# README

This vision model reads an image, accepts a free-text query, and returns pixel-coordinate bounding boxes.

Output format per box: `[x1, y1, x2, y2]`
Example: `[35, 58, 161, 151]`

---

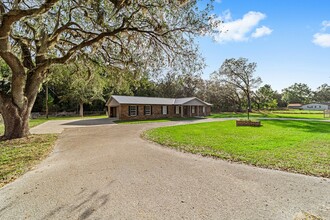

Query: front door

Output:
[110, 107, 117, 117]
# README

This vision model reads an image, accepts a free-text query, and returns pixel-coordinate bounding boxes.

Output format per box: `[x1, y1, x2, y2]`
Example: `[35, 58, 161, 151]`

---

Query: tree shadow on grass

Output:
[264, 120, 330, 134]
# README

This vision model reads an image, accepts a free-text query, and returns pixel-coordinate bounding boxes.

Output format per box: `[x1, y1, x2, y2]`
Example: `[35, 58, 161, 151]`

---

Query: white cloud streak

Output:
[213, 11, 272, 43]
[321, 20, 330, 31]
[252, 26, 273, 38]
[313, 33, 330, 48]
[313, 20, 330, 48]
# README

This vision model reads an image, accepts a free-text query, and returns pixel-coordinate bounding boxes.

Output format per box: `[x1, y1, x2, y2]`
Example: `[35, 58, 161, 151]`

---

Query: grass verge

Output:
[0, 134, 58, 187]
[144, 120, 330, 177]
[0, 115, 108, 135]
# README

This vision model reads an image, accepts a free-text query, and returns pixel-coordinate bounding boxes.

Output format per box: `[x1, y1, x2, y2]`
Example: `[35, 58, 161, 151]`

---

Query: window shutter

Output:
[128, 106, 131, 116]
[167, 106, 169, 115]
[136, 106, 139, 115]
[151, 106, 153, 115]
[144, 106, 146, 115]
[161, 106, 163, 114]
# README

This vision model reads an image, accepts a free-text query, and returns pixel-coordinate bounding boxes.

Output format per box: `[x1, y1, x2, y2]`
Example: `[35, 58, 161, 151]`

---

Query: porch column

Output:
[189, 106, 191, 117]
[108, 105, 111, 118]
[181, 105, 183, 117]
[197, 106, 199, 116]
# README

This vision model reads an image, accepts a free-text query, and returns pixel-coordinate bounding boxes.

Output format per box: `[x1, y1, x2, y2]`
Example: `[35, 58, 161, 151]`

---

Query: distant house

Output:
[287, 103, 302, 109]
[301, 103, 329, 111]
[106, 95, 212, 120]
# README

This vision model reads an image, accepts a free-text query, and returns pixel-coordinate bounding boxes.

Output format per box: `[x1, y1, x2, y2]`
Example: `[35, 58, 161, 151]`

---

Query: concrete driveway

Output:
[30, 118, 117, 134]
[1, 120, 329, 219]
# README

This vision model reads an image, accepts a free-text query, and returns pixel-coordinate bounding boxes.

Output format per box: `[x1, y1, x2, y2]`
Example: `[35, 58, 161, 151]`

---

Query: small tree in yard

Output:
[0, 0, 215, 139]
[214, 58, 262, 119]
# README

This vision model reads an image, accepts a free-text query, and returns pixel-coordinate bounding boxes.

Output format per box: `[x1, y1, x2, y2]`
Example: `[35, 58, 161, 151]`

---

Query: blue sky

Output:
[198, 0, 330, 92]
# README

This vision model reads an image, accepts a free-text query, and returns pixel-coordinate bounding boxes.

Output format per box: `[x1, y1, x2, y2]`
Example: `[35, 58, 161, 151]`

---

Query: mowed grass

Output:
[0, 114, 108, 135]
[0, 114, 107, 187]
[209, 111, 326, 120]
[0, 119, 47, 136]
[0, 134, 58, 187]
[144, 120, 330, 177]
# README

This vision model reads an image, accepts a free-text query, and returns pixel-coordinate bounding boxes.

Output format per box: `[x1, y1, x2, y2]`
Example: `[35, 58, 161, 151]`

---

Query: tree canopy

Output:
[49, 59, 106, 117]
[314, 83, 330, 103]
[213, 58, 262, 114]
[254, 84, 278, 110]
[282, 83, 312, 104]
[0, 0, 215, 139]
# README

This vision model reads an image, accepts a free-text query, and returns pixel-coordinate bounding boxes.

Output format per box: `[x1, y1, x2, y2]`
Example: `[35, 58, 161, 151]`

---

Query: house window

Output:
[202, 106, 205, 113]
[144, 105, 151, 115]
[162, 106, 167, 115]
[191, 106, 195, 113]
[175, 106, 180, 114]
[129, 105, 137, 116]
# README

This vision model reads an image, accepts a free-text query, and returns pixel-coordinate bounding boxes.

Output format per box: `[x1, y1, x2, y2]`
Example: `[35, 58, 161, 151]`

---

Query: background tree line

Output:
[28, 57, 330, 115]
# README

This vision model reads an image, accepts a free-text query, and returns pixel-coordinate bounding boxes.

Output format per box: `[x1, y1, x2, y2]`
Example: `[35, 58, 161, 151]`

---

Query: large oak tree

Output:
[0, 0, 214, 139]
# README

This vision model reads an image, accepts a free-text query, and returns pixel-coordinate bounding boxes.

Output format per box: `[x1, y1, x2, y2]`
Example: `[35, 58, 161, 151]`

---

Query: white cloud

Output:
[215, 0, 222, 3]
[213, 11, 272, 43]
[220, 9, 232, 21]
[313, 20, 330, 48]
[252, 26, 273, 38]
[313, 33, 330, 48]
[321, 20, 330, 31]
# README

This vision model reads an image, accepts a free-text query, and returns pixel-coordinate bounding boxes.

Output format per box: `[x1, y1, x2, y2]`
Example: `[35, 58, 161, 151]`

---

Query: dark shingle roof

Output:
[108, 95, 211, 106]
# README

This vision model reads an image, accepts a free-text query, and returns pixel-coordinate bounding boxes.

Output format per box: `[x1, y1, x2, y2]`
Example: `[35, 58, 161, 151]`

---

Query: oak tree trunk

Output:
[1, 100, 30, 140]
[0, 71, 41, 140]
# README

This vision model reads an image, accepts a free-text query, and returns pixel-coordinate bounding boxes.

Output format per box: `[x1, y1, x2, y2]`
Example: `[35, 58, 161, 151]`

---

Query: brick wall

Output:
[118, 104, 211, 120]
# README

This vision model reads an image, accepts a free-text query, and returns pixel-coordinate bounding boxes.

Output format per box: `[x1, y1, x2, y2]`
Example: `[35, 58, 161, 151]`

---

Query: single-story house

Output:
[106, 95, 212, 120]
[287, 103, 303, 109]
[301, 103, 329, 111]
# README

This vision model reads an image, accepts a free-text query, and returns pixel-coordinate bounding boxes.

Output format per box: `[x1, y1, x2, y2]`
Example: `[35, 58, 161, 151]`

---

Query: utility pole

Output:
[45, 69, 49, 119]
[46, 82, 49, 119]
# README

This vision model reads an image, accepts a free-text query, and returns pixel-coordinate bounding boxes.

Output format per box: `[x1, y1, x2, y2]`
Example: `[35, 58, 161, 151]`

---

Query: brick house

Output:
[106, 95, 212, 120]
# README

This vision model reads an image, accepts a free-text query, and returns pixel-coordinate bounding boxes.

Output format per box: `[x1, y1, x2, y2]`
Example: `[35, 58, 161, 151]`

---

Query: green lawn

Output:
[0, 115, 108, 135]
[0, 119, 47, 136]
[144, 120, 330, 177]
[0, 134, 58, 187]
[209, 111, 326, 120]
[0, 114, 109, 187]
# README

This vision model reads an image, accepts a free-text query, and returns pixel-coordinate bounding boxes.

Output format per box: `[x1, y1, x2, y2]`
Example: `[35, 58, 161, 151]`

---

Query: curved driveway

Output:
[0, 119, 329, 219]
